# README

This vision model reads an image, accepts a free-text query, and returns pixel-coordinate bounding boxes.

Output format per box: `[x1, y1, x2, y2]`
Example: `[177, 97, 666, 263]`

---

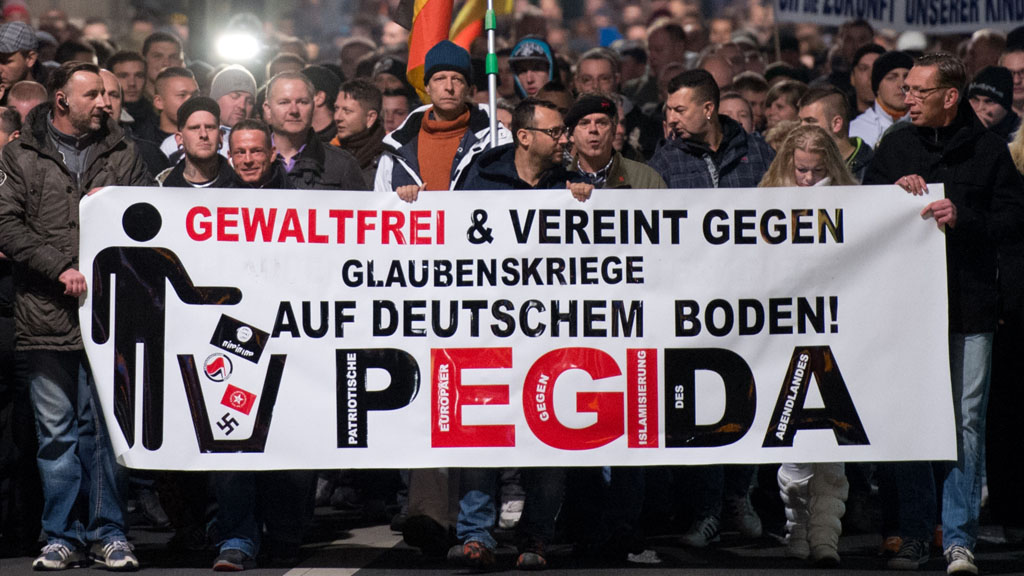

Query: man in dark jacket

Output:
[450, 98, 589, 571]
[649, 69, 775, 189]
[648, 69, 770, 551]
[263, 71, 366, 191]
[864, 52, 1024, 575]
[229, 119, 291, 189]
[156, 96, 235, 187]
[966, 65, 1021, 142]
[331, 78, 385, 189]
[460, 98, 592, 198]
[0, 61, 149, 571]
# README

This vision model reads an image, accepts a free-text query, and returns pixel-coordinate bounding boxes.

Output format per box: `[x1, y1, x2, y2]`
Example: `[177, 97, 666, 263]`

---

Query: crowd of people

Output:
[0, 0, 1022, 574]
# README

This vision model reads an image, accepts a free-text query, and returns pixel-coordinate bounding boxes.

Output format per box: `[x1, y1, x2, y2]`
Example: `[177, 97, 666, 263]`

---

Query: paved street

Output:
[3, 508, 1023, 575]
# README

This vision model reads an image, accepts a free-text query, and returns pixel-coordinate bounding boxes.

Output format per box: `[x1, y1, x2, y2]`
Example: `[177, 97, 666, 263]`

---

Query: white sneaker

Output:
[944, 545, 977, 575]
[680, 515, 721, 548]
[498, 498, 524, 529]
[33, 543, 88, 571]
[92, 540, 139, 572]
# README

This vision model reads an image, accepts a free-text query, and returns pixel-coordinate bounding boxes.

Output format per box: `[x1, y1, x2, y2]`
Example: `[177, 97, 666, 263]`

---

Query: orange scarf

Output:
[418, 108, 470, 190]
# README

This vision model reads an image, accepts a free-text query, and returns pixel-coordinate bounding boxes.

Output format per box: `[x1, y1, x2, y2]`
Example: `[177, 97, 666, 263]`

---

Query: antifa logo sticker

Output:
[203, 353, 233, 382]
[211, 315, 269, 364]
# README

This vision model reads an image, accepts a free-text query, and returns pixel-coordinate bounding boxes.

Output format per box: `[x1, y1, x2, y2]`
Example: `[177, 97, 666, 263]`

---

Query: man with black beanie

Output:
[968, 66, 1021, 141]
[156, 96, 235, 187]
[850, 50, 914, 147]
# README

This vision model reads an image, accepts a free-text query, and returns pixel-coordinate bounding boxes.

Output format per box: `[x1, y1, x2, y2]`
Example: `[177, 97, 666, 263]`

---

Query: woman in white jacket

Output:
[759, 125, 856, 567]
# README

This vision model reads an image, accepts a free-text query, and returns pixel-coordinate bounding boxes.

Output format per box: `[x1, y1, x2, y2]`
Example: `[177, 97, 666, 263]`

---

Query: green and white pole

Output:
[486, 1, 499, 146]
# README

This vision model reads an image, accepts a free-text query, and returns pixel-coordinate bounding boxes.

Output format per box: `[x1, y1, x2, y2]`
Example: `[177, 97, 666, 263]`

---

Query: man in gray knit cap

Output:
[209, 64, 256, 156]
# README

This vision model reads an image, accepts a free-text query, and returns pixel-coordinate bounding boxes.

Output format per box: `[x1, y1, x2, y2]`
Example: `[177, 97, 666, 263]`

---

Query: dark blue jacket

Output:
[459, 144, 586, 190]
[648, 115, 775, 189]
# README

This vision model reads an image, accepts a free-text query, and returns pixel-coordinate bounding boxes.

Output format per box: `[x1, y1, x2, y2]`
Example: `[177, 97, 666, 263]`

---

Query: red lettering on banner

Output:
[186, 206, 212, 240]
[382, 211, 407, 244]
[184, 206, 447, 245]
[241, 208, 277, 241]
[279, 209, 304, 242]
[523, 348, 624, 450]
[627, 349, 659, 447]
[431, 348, 514, 447]
[308, 209, 329, 243]
[329, 209, 353, 243]
[216, 207, 239, 241]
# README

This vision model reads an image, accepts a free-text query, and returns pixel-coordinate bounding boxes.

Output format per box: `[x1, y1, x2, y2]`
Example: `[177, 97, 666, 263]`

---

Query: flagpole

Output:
[485, 0, 498, 146]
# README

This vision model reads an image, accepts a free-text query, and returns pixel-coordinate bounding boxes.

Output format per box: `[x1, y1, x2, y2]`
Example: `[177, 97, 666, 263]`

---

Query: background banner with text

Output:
[80, 186, 953, 470]
[773, 0, 1024, 34]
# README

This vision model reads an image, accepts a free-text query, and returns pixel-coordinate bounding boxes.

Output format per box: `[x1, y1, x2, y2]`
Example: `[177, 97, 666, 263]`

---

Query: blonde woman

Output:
[760, 124, 857, 187]
[760, 124, 853, 567]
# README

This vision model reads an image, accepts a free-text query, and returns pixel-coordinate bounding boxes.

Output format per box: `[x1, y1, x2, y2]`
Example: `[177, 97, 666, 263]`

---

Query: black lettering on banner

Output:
[335, 348, 420, 448]
[178, 354, 286, 453]
[762, 346, 869, 447]
[663, 348, 756, 447]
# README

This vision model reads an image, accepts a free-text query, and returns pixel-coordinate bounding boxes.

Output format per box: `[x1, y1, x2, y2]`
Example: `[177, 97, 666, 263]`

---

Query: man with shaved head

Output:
[6, 80, 45, 120]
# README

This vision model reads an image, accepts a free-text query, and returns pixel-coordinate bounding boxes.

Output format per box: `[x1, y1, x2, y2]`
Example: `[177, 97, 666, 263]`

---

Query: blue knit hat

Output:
[424, 40, 471, 84]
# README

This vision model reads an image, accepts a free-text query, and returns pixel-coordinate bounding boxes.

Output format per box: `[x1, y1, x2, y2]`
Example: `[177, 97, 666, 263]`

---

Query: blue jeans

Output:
[456, 468, 499, 550]
[942, 332, 992, 551]
[213, 470, 317, 557]
[26, 349, 127, 548]
[456, 468, 565, 550]
[883, 333, 992, 547]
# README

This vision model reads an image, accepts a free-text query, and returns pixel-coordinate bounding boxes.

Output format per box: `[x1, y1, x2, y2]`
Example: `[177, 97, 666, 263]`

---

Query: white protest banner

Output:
[774, 0, 1024, 34]
[80, 186, 954, 471]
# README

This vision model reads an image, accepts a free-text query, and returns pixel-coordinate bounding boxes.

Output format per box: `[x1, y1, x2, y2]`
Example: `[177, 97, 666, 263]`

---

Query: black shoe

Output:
[212, 548, 255, 572]
[402, 515, 452, 558]
[390, 512, 409, 532]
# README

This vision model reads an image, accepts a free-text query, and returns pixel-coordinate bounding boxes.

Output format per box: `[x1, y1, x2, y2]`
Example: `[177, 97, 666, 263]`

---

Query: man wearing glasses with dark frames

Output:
[864, 52, 1024, 576]
[460, 97, 593, 201]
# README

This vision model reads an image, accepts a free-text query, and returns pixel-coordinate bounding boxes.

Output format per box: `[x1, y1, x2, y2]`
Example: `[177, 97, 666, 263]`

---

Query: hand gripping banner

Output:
[79, 186, 954, 470]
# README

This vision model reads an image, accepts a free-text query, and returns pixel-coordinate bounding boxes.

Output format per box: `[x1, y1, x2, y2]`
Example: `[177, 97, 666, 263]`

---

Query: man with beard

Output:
[156, 96, 235, 187]
[0, 60, 149, 571]
[331, 78, 384, 189]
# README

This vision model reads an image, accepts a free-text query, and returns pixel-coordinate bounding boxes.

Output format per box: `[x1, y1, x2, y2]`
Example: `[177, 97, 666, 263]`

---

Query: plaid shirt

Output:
[648, 116, 775, 189]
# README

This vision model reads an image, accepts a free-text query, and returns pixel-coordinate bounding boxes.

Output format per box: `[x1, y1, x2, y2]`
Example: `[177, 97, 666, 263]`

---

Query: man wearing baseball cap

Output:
[156, 96, 235, 187]
[0, 21, 41, 104]
[375, 39, 511, 198]
[968, 65, 1021, 141]
[209, 65, 257, 156]
[509, 36, 555, 99]
[566, 94, 665, 189]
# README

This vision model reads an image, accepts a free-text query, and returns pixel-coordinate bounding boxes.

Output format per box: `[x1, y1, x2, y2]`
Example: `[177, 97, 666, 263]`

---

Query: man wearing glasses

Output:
[864, 52, 1024, 576]
[459, 98, 593, 200]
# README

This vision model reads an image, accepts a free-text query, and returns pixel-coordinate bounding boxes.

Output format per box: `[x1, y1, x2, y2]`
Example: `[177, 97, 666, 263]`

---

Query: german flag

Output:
[396, 0, 454, 103]
[449, 0, 513, 51]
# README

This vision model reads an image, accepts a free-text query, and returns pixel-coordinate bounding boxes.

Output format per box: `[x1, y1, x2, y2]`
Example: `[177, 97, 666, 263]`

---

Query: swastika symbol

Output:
[217, 413, 240, 435]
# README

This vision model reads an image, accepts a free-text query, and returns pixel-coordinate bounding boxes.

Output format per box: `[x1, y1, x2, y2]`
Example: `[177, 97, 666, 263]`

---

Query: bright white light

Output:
[216, 33, 260, 62]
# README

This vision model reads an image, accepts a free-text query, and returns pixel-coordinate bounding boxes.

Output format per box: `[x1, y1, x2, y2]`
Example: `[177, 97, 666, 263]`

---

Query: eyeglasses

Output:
[899, 85, 946, 101]
[525, 125, 567, 139]
[1008, 68, 1024, 80]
